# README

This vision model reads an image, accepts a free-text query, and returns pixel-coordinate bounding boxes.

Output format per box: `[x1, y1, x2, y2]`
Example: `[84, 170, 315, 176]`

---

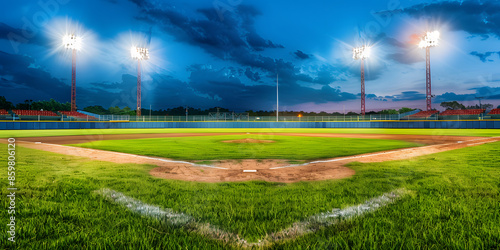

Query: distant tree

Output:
[483, 104, 494, 110]
[379, 109, 398, 115]
[497, 105, 500, 109]
[466, 103, 493, 110]
[398, 107, 416, 114]
[440, 101, 465, 110]
[245, 110, 257, 116]
[15, 100, 32, 110]
[19, 99, 70, 111]
[83, 105, 109, 115]
[0, 96, 14, 110]
[109, 106, 124, 115]
[108, 106, 135, 115]
[346, 111, 359, 116]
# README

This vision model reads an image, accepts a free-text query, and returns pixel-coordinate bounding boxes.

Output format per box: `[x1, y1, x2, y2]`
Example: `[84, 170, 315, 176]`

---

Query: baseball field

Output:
[1, 128, 499, 249]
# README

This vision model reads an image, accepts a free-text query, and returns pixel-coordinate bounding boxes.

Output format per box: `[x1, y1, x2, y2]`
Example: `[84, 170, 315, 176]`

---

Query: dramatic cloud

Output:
[129, 1, 378, 87]
[0, 51, 68, 103]
[0, 51, 211, 109]
[434, 86, 500, 102]
[131, 1, 282, 65]
[387, 91, 426, 102]
[393, 1, 500, 39]
[0, 22, 48, 51]
[294, 50, 310, 60]
[470, 51, 500, 62]
[187, 65, 357, 110]
[244, 68, 261, 82]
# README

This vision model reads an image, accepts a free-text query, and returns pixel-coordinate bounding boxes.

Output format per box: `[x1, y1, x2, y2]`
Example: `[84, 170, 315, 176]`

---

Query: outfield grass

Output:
[1, 142, 499, 248]
[70, 134, 420, 161]
[2, 128, 500, 138]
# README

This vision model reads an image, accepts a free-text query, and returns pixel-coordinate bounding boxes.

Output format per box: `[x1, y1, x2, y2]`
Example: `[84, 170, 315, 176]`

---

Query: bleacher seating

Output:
[408, 110, 439, 118]
[59, 111, 97, 120]
[440, 109, 485, 116]
[488, 109, 500, 115]
[13, 110, 58, 116]
[0, 109, 9, 115]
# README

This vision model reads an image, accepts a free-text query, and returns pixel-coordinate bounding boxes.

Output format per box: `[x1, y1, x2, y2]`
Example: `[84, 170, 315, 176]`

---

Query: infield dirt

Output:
[4, 133, 498, 183]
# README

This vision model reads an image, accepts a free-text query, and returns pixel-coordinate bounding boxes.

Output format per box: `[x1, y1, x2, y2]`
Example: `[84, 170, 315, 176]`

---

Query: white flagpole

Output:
[276, 73, 279, 122]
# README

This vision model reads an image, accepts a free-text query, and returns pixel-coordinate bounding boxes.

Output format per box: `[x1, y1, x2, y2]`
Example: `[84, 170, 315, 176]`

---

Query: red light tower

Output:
[353, 45, 371, 116]
[131, 47, 150, 116]
[419, 31, 440, 111]
[63, 34, 82, 112]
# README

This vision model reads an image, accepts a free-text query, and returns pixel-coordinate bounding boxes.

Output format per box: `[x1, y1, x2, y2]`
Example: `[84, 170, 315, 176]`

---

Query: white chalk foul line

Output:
[20, 141, 228, 170]
[98, 188, 409, 247]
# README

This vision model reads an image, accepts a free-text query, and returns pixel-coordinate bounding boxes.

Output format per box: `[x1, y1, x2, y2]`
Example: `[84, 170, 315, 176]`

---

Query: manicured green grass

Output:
[1, 142, 499, 248]
[2, 128, 500, 138]
[70, 134, 420, 161]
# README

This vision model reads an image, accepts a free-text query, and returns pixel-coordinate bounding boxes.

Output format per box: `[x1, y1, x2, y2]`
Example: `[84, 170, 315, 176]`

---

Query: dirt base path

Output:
[2, 134, 498, 183]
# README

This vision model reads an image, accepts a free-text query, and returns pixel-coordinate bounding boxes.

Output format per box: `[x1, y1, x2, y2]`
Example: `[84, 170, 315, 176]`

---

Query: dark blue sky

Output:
[1, 0, 499, 112]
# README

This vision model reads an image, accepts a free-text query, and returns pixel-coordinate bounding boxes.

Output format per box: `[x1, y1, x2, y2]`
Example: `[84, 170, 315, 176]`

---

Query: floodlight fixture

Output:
[418, 31, 440, 49]
[62, 34, 82, 51]
[352, 45, 370, 60]
[419, 30, 440, 111]
[130, 46, 150, 60]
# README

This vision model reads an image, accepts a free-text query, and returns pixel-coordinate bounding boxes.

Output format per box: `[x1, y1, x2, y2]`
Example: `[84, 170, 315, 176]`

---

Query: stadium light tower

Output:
[419, 31, 440, 111]
[131, 46, 150, 116]
[62, 34, 82, 112]
[353, 45, 370, 116]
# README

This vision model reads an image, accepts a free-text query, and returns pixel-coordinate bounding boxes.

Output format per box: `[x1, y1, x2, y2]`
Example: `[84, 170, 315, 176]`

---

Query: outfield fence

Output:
[1, 120, 499, 130]
[2, 114, 492, 122]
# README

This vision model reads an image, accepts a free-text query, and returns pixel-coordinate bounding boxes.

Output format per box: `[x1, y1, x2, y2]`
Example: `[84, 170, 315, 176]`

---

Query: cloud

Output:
[0, 22, 47, 48]
[434, 87, 500, 103]
[129, 1, 370, 85]
[244, 68, 261, 82]
[294, 50, 310, 60]
[389, 1, 500, 39]
[187, 65, 357, 110]
[386, 91, 426, 102]
[131, 1, 283, 61]
[0, 50, 214, 109]
[470, 51, 500, 62]
[0, 49, 360, 111]
[0, 51, 68, 103]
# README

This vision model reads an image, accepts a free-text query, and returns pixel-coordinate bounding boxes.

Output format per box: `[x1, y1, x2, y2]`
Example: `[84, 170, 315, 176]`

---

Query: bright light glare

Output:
[131, 47, 150, 60]
[419, 31, 440, 48]
[62, 34, 82, 51]
[352, 45, 370, 60]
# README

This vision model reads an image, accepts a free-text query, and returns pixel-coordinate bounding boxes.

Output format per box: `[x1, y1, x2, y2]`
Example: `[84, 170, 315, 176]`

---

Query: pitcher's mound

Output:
[222, 138, 275, 143]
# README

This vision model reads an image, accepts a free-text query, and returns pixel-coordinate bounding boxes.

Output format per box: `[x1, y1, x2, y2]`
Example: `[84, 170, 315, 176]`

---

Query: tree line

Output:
[1, 96, 498, 116]
[439, 101, 494, 110]
[0, 97, 71, 112]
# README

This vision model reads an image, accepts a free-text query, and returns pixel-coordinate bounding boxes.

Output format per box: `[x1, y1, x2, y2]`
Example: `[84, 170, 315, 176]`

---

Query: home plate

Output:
[243, 170, 257, 173]
[35, 142, 42, 144]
